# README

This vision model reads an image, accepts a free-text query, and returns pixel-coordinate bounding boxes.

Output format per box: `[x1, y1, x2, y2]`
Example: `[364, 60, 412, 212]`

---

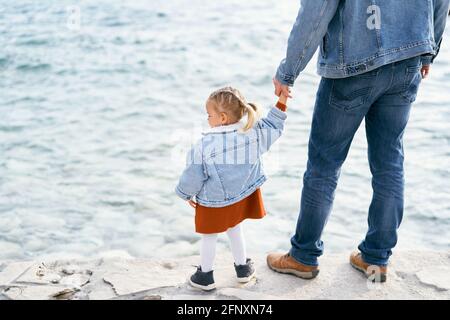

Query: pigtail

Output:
[241, 102, 261, 132]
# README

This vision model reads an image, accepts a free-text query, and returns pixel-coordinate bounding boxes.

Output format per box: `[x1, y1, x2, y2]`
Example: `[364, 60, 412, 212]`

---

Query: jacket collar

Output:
[202, 120, 245, 135]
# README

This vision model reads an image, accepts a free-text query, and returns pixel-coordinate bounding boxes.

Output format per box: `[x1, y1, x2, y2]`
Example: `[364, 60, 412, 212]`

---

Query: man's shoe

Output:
[266, 253, 319, 279]
[189, 266, 216, 291]
[234, 258, 256, 283]
[349, 251, 387, 283]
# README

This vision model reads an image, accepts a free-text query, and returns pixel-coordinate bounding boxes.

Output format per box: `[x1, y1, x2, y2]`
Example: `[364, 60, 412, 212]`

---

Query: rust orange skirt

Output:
[195, 188, 266, 234]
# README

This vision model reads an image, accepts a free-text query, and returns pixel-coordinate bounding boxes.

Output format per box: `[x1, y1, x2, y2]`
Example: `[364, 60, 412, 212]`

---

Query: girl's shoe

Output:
[189, 266, 216, 291]
[234, 258, 256, 283]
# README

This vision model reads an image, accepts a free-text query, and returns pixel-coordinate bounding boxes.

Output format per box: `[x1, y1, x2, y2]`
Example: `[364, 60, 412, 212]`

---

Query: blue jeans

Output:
[290, 56, 423, 267]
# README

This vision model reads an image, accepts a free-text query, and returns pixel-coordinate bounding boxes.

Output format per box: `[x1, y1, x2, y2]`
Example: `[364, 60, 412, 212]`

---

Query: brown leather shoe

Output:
[267, 253, 319, 279]
[350, 251, 387, 283]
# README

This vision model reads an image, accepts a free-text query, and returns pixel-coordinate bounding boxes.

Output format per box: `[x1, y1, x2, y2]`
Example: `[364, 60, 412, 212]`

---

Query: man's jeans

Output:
[290, 56, 423, 267]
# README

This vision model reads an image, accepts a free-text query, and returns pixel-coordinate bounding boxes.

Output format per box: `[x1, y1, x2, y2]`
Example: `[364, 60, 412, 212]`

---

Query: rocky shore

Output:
[0, 251, 449, 300]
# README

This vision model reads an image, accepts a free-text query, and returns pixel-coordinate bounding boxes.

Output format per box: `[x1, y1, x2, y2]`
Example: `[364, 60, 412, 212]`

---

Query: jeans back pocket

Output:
[329, 69, 379, 111]
[400, 65, 422, 103]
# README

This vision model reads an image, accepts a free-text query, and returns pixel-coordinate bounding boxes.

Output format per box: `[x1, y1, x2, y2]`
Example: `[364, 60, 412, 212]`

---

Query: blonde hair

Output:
[207, 86, 261, 132]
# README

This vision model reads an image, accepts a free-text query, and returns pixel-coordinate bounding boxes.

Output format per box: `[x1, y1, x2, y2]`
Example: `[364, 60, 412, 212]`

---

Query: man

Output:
[268, 0, 449, 282]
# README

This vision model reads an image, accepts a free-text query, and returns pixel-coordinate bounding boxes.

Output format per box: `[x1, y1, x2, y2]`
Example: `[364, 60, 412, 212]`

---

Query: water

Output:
[0, 1, 449, 262]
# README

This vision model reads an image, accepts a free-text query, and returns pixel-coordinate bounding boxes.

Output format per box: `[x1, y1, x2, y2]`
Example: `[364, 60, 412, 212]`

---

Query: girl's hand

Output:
[188, 199, 197, 208]
[278, 92, 288, 105]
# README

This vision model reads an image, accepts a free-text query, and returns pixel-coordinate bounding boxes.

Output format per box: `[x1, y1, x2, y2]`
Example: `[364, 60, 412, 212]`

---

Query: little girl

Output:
[175, 86, 288, 291]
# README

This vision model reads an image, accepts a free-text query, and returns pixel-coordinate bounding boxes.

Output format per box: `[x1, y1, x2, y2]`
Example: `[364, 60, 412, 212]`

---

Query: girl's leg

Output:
[226, 223, 247, 266]
[200, 233, 218, 272]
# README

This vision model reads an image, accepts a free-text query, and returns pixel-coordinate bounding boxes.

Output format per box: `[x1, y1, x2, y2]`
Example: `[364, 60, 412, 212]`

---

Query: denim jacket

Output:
[175, 106, 287, 207]
[276, 0, 449, 83]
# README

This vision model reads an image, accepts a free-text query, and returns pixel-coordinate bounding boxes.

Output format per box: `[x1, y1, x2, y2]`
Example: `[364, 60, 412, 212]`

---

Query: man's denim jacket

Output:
[175, 106, 287, 207]
[276, 0, 449, 83]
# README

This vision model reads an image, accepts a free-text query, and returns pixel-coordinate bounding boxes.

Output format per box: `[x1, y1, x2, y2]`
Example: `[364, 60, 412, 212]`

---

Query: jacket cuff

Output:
[420, 54, 433, 66]
[275, 67, 295, 87]
[175, 185, 192, 201]
[269, 106, 288, 121]
[276, 101, 287, 112]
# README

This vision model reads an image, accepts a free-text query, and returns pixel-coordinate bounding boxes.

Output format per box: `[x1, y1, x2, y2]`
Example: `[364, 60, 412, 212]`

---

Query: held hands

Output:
[273, 77, 290, 110]
[277, 92, 288, 106]
[273, 77, 292, 99]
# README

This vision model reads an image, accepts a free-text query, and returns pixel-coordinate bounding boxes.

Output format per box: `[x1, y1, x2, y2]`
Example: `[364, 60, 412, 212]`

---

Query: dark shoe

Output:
[234, 258, 256, 283]
[189, 266, 216, 291]
[267, 252, 319, 279]
[350, 251, 387, 283]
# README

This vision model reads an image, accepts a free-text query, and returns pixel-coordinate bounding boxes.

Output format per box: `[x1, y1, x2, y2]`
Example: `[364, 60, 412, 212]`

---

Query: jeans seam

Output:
[400, 66, 422, 102]
[292, 0, 328, 78]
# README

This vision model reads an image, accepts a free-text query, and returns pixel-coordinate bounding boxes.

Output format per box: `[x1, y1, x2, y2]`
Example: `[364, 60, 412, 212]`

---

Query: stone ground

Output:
[0, 251, 449, 300]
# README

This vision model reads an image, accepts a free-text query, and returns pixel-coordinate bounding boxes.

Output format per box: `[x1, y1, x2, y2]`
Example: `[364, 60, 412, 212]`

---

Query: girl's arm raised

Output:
[253, 93, 288, 155]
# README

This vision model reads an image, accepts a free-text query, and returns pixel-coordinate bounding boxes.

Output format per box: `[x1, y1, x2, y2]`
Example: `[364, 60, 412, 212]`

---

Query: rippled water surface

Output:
[0, 1, 449, 262]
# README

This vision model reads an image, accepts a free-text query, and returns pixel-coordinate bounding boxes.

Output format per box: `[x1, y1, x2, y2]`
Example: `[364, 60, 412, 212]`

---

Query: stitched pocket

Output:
[329, 69, 378, 111]
[400, 65, 422, 103]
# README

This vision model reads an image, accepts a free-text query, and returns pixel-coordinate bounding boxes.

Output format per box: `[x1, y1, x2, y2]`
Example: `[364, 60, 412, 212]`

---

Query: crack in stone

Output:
[52, 288, 79, 300]
[395, 271, 409, 279]
[10, 264, 36, 284]
[14, 281, 61, 286]
[110, 285, 177, 300]
[102, 278, 119, 297]
[415, 275, 449, 292]
[95, 259, 104, 267]
[0, 293, 10, 300]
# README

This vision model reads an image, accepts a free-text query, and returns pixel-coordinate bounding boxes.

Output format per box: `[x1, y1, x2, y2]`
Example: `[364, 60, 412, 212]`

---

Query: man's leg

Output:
[358, 60, 419, 266]
[290, 74, 377, 266]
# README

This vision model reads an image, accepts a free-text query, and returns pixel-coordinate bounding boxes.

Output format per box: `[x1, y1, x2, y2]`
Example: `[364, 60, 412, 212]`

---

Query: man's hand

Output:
[421, 65, 430, 79]
[273, 77, 293, 98]
[188, 199, 197, 208]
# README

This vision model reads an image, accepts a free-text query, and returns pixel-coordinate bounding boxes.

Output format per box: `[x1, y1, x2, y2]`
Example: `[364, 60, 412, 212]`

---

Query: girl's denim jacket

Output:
[175, 106, 287, 207]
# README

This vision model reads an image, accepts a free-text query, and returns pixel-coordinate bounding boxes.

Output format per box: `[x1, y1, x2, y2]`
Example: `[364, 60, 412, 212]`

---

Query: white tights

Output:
[200, 223, 247, 272]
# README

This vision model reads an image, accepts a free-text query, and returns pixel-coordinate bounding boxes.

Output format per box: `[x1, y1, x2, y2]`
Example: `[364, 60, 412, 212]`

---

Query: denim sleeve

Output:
[420, 54, 433, 66]
[255, 106, 287, 155]
[275, 0, 340, 86]
[428, 0, 450, 64]
[175, 141, 208, 201]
